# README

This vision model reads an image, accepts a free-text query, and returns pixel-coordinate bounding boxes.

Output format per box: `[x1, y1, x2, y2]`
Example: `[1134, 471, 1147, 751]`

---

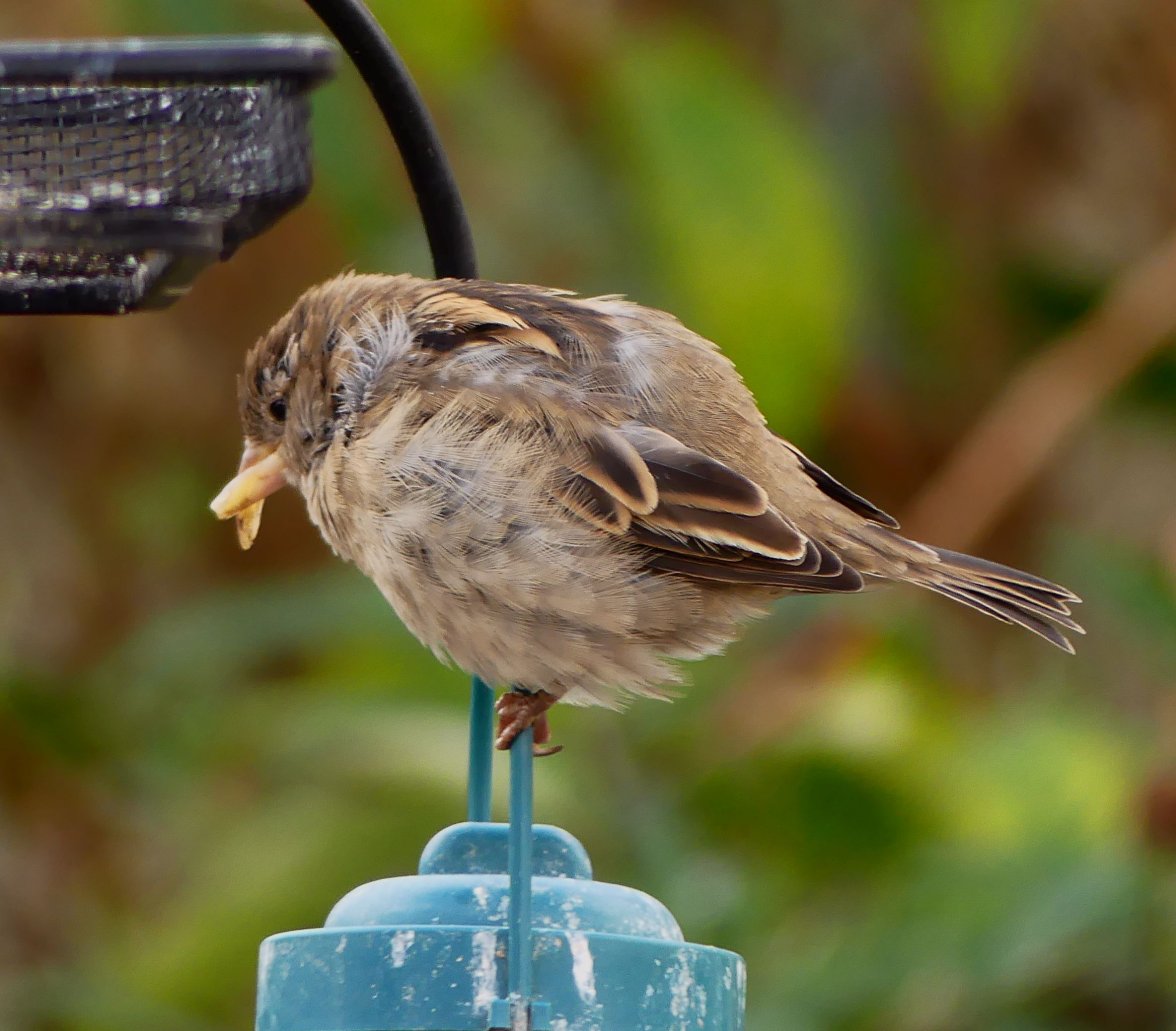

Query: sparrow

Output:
[211, 273, 1082, 752]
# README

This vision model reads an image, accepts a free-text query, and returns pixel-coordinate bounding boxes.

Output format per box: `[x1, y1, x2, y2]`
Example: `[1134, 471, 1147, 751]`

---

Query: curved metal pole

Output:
[301, 0, 478, 281]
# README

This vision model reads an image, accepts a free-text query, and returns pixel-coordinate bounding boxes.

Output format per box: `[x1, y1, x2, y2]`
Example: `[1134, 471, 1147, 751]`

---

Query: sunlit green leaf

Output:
[920, 0, 1042, 128]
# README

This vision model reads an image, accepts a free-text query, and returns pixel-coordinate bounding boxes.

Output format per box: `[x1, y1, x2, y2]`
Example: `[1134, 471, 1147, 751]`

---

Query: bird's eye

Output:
[268, 398, 288, 422]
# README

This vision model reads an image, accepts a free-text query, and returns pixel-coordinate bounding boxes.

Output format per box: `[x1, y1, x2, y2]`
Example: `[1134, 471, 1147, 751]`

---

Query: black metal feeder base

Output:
[0, 36, 337, 314]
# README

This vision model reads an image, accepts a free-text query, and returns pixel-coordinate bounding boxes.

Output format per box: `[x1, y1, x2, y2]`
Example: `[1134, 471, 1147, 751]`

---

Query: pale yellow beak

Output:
[210, 443, 290, 550]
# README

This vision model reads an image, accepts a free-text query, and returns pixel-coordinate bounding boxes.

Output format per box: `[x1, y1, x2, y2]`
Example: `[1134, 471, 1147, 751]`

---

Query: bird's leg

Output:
[495, 689, 562, 757]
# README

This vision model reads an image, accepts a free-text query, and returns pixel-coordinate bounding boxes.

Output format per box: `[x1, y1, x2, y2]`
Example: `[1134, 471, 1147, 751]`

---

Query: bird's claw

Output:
[495, 690, 561, 756]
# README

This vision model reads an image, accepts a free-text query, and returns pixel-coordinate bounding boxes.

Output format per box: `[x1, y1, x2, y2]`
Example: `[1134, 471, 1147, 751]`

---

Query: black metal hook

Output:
[301, 0, 478, 281]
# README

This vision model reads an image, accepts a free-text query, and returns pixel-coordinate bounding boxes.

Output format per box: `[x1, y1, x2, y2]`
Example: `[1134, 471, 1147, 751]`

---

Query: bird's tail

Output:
[908, 546, 1083, 653]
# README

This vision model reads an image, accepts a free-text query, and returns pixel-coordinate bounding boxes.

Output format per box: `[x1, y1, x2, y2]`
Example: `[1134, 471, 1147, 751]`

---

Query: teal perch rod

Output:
[467, 676, 495, 822]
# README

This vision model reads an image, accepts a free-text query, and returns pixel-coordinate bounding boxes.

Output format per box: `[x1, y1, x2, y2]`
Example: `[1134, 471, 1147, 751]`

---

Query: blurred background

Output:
[1, 1, 1174, 1028]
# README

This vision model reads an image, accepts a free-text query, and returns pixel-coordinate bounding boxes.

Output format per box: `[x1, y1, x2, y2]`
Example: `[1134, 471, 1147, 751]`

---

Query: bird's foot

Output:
[495, 690, 562, 756]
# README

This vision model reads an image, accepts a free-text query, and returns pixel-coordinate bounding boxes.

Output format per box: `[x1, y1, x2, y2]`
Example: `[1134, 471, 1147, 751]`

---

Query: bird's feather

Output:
[619, 424, 768, 515]
[637, 502, 806, 562]
[644, 552, 865, 592]
[552, 474, 632, 534]
[578, 427, 659, 515]
[782, 440, 900, 529]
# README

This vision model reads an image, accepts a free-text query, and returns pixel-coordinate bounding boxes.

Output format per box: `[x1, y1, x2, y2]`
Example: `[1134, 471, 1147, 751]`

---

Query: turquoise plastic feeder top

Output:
[256, 821, 746, 1031]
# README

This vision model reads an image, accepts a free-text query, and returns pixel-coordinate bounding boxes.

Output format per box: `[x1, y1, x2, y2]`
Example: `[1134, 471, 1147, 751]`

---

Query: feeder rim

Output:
[0, 34, 337, 85]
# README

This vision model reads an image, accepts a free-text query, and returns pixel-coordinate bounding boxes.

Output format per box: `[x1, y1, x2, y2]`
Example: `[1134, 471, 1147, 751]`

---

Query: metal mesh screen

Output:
[0, 37, 335, 314]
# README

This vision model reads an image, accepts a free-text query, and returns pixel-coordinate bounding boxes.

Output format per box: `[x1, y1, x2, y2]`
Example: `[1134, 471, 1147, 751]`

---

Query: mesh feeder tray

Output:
[0, 36, 337, 314]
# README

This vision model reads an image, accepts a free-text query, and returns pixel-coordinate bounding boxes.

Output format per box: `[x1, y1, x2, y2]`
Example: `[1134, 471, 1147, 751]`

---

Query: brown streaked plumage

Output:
[211, 272, 1083, 749]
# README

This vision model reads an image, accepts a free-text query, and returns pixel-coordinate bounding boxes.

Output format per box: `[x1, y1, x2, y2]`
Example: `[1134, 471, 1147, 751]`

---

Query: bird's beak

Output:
[210, 442, 290, 550]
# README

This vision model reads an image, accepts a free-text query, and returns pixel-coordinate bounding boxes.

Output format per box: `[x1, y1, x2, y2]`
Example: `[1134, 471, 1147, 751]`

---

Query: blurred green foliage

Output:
[1, 2, 1174, 1030]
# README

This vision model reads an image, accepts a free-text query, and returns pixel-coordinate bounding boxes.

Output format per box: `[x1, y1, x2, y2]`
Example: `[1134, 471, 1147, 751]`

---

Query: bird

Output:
[211, 272, 1082, 753]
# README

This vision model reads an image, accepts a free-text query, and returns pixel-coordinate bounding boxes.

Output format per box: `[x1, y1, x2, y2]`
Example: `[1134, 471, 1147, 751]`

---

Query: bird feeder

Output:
[0, 35, 336, 314]
[2, 3, 749, 1029]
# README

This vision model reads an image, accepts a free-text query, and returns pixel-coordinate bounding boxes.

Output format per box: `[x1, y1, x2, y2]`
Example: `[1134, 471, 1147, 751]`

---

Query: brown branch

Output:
[904, 229, 1176, 551]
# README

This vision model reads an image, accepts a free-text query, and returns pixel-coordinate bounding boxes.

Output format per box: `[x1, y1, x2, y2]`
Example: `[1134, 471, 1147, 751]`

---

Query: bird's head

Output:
[210, 274, 406, 548]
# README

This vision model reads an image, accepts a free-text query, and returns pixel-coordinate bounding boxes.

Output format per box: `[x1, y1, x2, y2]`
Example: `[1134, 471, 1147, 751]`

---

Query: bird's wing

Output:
[554, 420, 864, 593]
[405, 323, 863, 594]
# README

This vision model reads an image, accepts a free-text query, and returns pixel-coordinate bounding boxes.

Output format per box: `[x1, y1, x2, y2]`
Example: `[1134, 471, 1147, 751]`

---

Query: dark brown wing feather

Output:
[579, 428, 658, 514]
[553, 474, 632, 534]
[619, 424, 768, 515]
[784, 441, 900, 529]
[627, 526, 847, 577]
[640, 502, 806, 561]
[644, 553, 864, 592]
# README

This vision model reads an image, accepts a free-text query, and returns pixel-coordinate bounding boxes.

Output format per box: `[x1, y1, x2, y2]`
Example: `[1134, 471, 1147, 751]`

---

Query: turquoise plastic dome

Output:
[256, 821, 745, 1030]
